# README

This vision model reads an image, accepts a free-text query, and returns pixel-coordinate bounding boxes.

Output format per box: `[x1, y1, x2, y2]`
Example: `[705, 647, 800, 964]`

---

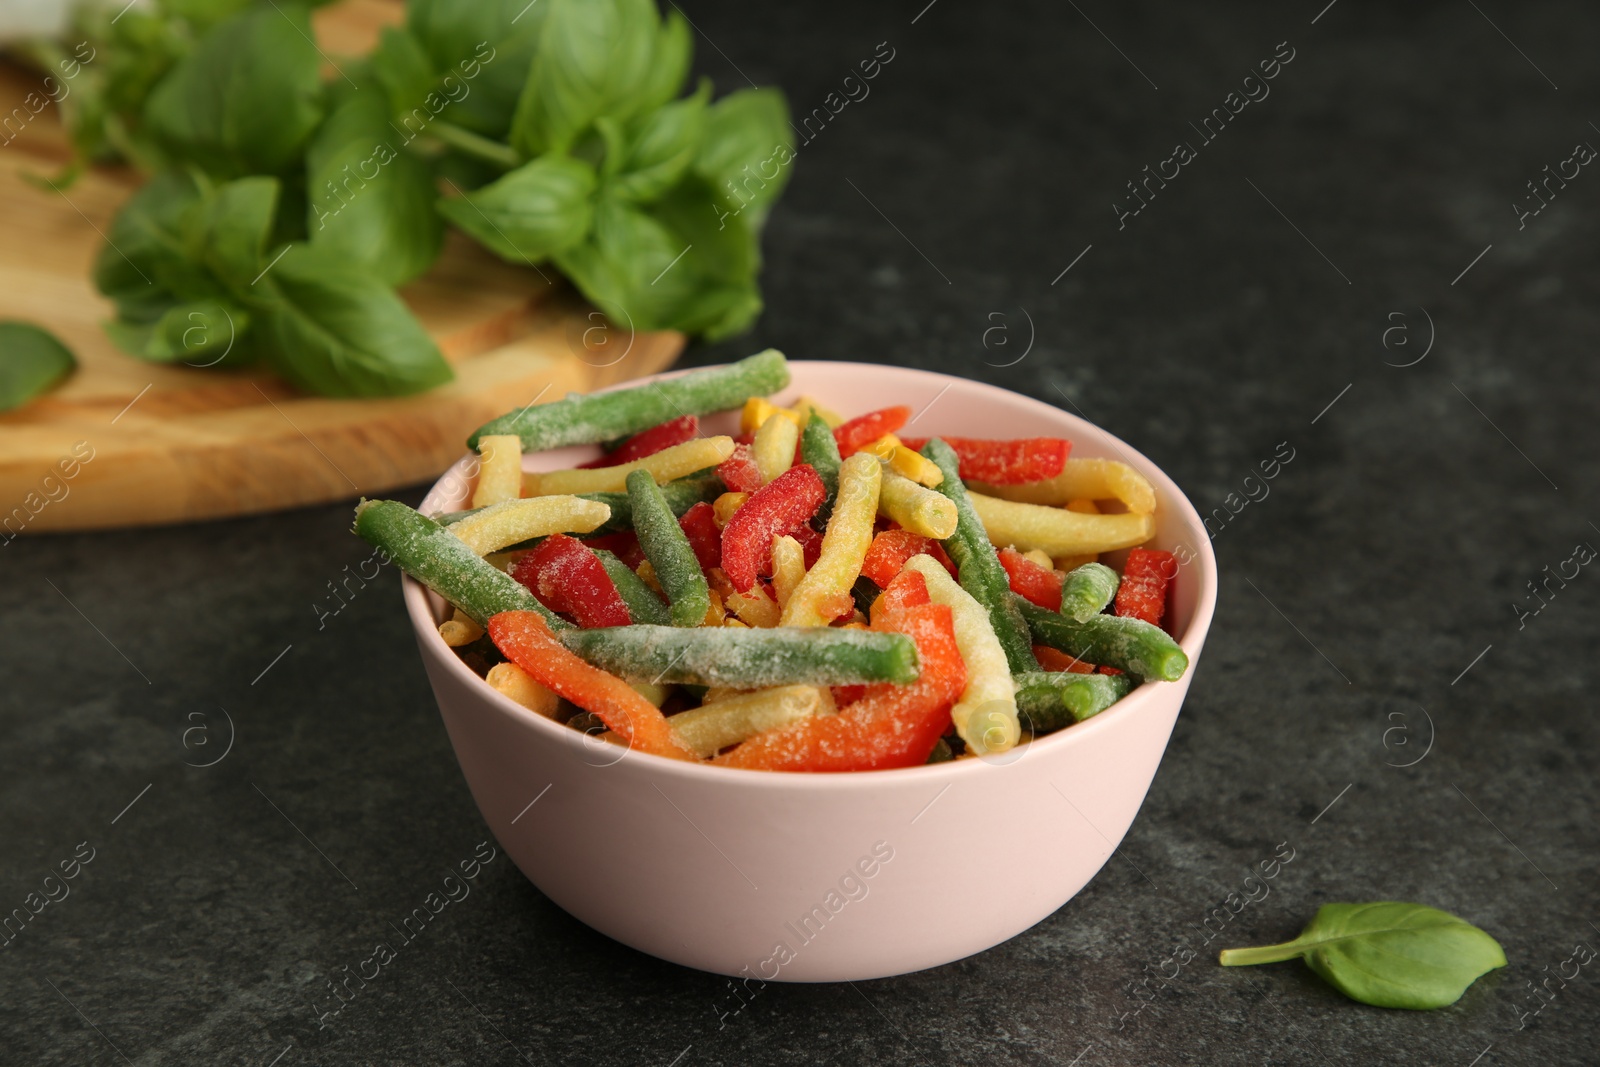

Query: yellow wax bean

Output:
[725, 586, 781, 627]
[792, 396, 844, 428]
[966, 491, 1154, 557]
[526, 437, 735, 496]
[969, 458, 1157, 514]
[862, 433, 902, 460]
[878, 467, 958, 539]
[1054, 553, 1099, 571]
[741, 397, 801, 434]
[781, 453, 881, 627]
[752, 410, 800, 484]
[471, 435, 524, 507]
[770, 534, 806, 609]
[669, 686, 827, 758]
[1066, 498, 1100, 514]
[1021, 549, 1055, 570]
[902, 555, 1019, 755]
[439, 608, 485, 647]
[888, 445, 942, 487]
[449, 496, 611, 555]
[486, 662, 560, 718]
[629, 681, 672, 707]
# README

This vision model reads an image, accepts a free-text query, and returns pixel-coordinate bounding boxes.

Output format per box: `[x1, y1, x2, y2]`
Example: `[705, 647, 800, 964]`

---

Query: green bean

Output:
[801, 412, 842, 527]
[592, 549, 671, 625]
[351, 500, 568, 629]
[434, 475, 721, 538]
[468, 349, 791, 450]
[626, 469, 710, 627]
[919, 437, 1038, 674]
[1015, 596, 1187, 682]
[1059, 561, 1119, 621]
[558, 625, 920, 687]
[1013, 671, 1134, 733]
[577, 475, 723, 535]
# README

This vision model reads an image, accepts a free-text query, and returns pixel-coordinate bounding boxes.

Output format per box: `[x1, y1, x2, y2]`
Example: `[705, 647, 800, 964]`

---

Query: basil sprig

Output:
[1220, 901, 1507, 1009]
[40, 0, 793, 397]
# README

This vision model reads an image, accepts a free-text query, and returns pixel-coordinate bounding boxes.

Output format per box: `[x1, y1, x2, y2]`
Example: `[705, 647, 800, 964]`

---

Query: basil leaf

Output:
[1220, 902, 1507, 1010]
[633, 9, 692, 114]
[371, 26, 437, 119]
[306, 95, 444, 286]
[406, 0, 546, 138]
[694, 88, 795, 230]
[92, 169, 224, 321]
[200, 175, 279, 294]
[143, 4, 325, 177]
[0, 322, 77, 411]
[554, 177, 759, 338]
[437, 156, 596, 264]
[255, 244, 452, 397]
[105, 300, 255, 367]
[610, 79, 710, 204]
[508, 0, 658, 158]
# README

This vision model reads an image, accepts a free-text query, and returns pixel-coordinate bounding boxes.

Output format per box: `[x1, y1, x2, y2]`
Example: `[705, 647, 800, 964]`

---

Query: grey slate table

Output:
[5, 2, 1597, 1064]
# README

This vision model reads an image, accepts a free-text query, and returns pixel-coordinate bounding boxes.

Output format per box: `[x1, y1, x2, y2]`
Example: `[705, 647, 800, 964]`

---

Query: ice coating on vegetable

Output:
[468, 349, 791, 450]
[558, 625, 920, 687]
[353, 499, 567, 629]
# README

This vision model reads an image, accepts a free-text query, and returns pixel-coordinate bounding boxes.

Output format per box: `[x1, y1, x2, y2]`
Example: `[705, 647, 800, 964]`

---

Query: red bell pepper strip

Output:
[832, 684, 869, 707]
[833, 405, 911, 457]
[790, 522, 823, 569]
[716, 443, 764, 493]
[1113, 547, 1177, 628]
[997, 547, 1065, 610]
[577, 415, 700, 468]
[512, 534, 632, 628]
[859, 529, 962, 587]
[580, 531, 644, 570]
[714, 600, 965, 771]
[898, 436, 1070, 484]
[868, 568, 931, 625]
[861, 529, 933, 587]
[487, 611, 698, 761]
[1033, 644, 1095, 674]
[677, 501, 721, 574]
[720, 464, 826, 592]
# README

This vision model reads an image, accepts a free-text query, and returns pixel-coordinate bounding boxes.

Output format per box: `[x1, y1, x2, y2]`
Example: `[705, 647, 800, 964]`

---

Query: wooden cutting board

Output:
[0, 0, 684, 533]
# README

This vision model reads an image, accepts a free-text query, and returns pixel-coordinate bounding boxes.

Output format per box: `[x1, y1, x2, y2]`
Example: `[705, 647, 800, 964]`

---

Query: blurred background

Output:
[2, 1, 1596, 1064]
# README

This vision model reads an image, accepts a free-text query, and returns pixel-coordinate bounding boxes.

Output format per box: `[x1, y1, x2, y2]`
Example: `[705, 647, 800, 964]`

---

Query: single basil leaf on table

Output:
[1219, 901, 1507, 1010]
[143, 3, 325, 177]
[609, 79, 710, 204]
[306, 94, 444, 286]
[437, 156, 596, 264]
[694, 87, 795, 231]
[0, 322, 77, 411]
[254, 243, 452, 397]
[508, 0, 658, 158]
[405, 0, 547, 138]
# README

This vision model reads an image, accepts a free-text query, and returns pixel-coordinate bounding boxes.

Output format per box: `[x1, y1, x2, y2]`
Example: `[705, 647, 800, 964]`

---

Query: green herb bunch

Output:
[55, 0, 794, 397]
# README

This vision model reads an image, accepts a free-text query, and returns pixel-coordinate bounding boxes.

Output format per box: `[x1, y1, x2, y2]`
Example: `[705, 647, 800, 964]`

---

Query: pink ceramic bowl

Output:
[404, 361, 1217, 982]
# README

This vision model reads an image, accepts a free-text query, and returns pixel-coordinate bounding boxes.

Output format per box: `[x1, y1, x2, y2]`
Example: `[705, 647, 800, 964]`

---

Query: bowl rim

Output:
[402, 359, 1219, 790]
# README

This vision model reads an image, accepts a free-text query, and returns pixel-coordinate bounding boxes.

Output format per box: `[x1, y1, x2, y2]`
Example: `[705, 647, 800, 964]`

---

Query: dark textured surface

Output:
[5, 2, 1598, 1064]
